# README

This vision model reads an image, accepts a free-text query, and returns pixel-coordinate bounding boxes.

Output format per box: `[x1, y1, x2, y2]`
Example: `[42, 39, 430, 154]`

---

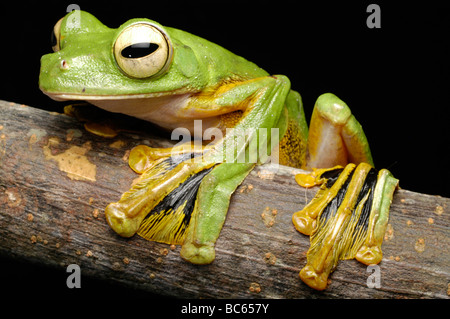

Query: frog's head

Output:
[39, 10, 205, 101]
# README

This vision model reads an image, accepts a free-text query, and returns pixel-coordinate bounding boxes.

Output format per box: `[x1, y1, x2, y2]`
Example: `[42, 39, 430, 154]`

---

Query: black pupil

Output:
[121, 42, 159, 58]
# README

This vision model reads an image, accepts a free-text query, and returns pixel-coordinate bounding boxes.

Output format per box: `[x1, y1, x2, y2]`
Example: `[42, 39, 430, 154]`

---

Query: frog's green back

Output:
[164, 26, 269, 89]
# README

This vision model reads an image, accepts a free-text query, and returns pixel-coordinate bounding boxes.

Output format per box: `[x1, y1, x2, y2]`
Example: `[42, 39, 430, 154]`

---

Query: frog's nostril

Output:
[60, 59, 69, 70]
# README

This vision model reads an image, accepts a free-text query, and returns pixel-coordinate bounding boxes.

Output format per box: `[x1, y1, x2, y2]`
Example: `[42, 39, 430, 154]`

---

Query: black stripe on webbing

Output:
[322, 168, 345, 188]
[141, 166, 214, 238]
[166, 151, 204, 170]
[354, 168, 377, 233]
[318, 166, 379, 231]
[149, 151, 204, 180]
[319, 169, 354, 225]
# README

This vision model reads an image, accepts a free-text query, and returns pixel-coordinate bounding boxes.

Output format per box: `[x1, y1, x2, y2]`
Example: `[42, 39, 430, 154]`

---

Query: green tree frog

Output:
[39, 11, 398, 290]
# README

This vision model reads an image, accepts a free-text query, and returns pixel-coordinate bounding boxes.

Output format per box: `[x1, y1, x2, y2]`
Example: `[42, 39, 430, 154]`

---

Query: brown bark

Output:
[0, 100, 448, 298]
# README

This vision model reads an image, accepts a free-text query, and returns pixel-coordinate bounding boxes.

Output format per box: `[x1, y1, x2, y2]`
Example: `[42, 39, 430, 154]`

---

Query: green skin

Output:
[39, 11, 382, 265]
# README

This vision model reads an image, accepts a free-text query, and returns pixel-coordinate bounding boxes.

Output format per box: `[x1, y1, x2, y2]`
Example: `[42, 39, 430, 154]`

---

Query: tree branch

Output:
[0, 100, 448, 298]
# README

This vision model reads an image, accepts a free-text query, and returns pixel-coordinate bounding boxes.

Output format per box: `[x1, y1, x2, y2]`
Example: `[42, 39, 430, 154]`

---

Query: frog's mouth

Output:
[44, 90, 192, 125]
[42, 90, 179, 102]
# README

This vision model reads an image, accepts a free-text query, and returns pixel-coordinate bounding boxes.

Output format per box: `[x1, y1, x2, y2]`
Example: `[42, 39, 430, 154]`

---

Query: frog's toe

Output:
[105, 202, 142, 238]
[180, 242, 216, 265]
[84, 121, 119, 138]
[128, 144, 206, 174]
[64, 104, 121, 138]
[128, 145, 157, 173]
[299, 265, 328, 291]
[356, 244, 383, 265]
[292, 210, 316, 236]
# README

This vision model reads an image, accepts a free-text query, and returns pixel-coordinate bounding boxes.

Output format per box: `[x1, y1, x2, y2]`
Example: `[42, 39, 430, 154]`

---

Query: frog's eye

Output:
[51, 18, 63, 52]
[113, 23, 173, 79]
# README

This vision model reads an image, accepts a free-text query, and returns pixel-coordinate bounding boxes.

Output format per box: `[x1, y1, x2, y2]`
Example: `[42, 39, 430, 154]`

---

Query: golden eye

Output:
[51, 17, 63, 52]
[113, 23, 173, 79]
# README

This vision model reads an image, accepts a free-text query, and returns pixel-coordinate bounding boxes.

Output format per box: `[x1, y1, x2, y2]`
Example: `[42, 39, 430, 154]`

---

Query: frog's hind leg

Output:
[293, 94, 399, 290]
[305, 93, 373, 169]
[293, 163, 398, 290]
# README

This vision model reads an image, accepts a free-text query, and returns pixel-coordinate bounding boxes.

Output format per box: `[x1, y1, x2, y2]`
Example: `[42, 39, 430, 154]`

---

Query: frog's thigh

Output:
[180, 162, 254, 265]
[306, 93, 373, 169]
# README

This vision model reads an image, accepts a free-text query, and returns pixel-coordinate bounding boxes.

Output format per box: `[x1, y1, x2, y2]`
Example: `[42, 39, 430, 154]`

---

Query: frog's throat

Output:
[43, 91, 191, 122]
[42, 91, 223, 135]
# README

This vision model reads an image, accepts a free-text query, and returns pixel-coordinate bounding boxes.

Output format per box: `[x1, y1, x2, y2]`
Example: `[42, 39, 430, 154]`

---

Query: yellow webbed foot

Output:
[106, 145, 215, 246]
[293, 163, 398, 290]
[292, 165, 352, 235]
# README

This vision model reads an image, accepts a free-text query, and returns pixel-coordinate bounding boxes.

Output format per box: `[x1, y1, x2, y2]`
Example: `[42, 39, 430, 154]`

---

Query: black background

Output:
[0, 0, 449, 300]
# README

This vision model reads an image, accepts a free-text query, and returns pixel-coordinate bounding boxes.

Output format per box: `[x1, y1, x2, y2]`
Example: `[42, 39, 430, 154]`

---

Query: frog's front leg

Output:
[105, 157, 215, 238]
[180, 162, 255, 264]
[106, 75, 292, 264]
[179, 76, 294, 264]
